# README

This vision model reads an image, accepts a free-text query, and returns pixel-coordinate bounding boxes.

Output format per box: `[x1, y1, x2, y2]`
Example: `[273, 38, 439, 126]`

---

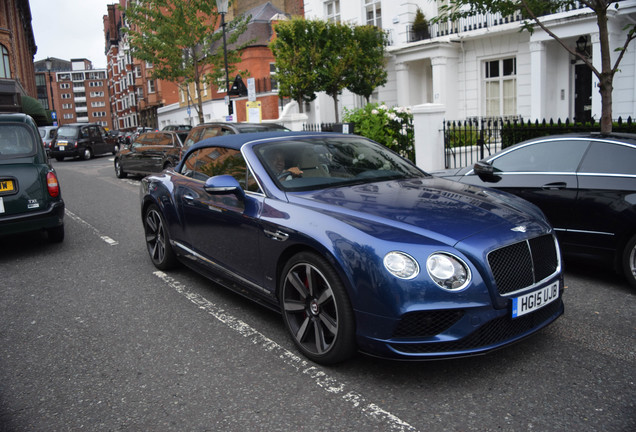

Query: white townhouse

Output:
[303, 0, 636, 128]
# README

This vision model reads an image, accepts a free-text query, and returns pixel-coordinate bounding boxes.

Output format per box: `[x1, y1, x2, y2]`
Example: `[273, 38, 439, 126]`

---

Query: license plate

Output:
[0, 179, 15, 193]
[512, 282, 559, 318]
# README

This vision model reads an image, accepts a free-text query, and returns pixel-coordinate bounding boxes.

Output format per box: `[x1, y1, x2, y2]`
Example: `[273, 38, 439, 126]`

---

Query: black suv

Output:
[51, 123, 119, 161]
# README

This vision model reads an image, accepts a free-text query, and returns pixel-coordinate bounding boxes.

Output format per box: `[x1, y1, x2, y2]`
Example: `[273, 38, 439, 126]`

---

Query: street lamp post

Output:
[217, 0, 233, 118]
[45, 58, 56, 117]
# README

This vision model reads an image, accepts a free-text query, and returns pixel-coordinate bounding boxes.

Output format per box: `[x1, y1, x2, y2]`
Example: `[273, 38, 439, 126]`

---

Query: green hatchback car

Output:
[0, 113, 65, 242]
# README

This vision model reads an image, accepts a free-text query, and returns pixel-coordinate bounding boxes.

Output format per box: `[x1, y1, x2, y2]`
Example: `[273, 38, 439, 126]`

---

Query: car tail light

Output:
[74, 141, 79, 148]
[46, 172, 60, 197]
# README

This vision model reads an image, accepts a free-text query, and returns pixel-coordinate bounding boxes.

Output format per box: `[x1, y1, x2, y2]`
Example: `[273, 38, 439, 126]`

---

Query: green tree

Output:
[270, 18, 327, 112]
[123, 0, 250, 124]
[435, 0, 636, 133]
[272, 19, 388, 121]
[345, 25, 389, 104]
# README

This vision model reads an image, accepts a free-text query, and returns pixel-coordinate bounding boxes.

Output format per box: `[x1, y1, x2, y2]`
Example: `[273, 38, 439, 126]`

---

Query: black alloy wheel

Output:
[280, 252, 356, 364]
[143, 204, 177, 270]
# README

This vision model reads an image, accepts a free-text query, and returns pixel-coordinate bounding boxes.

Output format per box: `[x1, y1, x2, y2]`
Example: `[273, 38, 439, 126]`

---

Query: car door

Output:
[136, 132, 169, 173]
[88, 126, 104, 155]
[124, 134, 151, 173]
[570, 139, 636, 254]
[459, 139, 590, 237]
[175, 146, 265, 287]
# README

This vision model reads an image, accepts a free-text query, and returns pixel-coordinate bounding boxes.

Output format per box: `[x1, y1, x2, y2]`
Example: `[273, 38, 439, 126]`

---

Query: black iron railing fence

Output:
[443, 116, 635, 169]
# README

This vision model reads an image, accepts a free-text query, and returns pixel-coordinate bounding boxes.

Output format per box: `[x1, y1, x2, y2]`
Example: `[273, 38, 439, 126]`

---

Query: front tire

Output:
[143, 204, 177, 270]
[279, 252, 356, 364]
[622, 234, 636, 288]
[114, 158, 127, 178]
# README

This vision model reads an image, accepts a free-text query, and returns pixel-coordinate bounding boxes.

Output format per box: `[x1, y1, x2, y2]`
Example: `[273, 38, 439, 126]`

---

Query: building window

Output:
[92, 112, 107, 118]
[61, 93, 72, 99]
[0, 45, 10, 78]
[365, 0, 381, 27]
[270, 63, 278, 92]
[148, 79, 156, 93]
[62, 103, 73, 109]
[325, 1, 340, 23]
[60, 83, 70, 89]
[484, 58, 516, 117]
[135, 65, 141, 78]
[63, 113, 74, 119]
[90, 91, 105, 97]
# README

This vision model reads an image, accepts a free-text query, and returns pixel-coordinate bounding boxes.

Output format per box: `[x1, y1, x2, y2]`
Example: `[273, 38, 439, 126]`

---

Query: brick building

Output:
[104, 1, 180, 131]
[34, 58, 114, 129]
[0, 0, 37, 111]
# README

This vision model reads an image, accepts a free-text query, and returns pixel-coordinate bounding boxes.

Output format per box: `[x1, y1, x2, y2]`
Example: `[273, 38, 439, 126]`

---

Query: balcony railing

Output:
[408, 1, 589, 43]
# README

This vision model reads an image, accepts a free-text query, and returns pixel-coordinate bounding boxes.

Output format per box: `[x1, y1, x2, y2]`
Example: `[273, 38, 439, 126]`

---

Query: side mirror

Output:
[474, 161, 500, 183]
[204, 175, 246, 199]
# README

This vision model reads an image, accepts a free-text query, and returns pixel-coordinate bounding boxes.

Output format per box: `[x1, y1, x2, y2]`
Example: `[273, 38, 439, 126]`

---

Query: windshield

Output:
[56, 126, 79, 139]
[254, 136, 425, 191]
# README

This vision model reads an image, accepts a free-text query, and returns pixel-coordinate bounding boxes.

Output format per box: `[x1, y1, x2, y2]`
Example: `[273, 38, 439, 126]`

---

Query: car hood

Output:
[287, 176, 549, 246]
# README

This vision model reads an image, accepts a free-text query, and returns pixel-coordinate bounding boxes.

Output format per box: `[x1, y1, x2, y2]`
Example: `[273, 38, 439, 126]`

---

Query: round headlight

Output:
[383, 251, 420, 280]
[426, 253, 471, 291]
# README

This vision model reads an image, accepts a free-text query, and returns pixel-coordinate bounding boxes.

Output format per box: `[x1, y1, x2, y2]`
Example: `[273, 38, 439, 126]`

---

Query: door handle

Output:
[541, 182, 567, 190]
[183, 194, 195, 203]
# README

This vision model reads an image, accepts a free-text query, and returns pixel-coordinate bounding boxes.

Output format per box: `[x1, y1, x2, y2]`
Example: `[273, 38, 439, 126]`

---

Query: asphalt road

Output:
[1, 155, 634, 432]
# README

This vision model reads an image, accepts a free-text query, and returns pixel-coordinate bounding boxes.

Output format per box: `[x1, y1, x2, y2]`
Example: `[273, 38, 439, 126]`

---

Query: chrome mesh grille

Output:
[488, 234, 559, 296]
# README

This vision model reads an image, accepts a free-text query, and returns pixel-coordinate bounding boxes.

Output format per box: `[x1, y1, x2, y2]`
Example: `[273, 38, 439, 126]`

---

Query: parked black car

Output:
[182, 122, 289, 148]
[0, 113, 64, 242]
[50, 123, 119, 161]
[114, 131, 187, 178]
[433, 133, 636, 287]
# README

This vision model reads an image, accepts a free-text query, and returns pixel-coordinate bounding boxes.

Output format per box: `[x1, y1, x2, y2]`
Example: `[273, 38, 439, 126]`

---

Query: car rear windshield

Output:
[56, 126, 80, 139]
[0, 124, 37, 159]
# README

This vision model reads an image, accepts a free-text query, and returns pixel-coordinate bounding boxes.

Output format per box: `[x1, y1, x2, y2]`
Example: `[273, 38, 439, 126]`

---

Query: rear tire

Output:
[279, 251, 356, 364]
[622, 234, 636, 288]
[143, 204, 177, 270]
[81, 147, 92, 160]
[114, 158, 127, 178]
[47, 224, 64, 243]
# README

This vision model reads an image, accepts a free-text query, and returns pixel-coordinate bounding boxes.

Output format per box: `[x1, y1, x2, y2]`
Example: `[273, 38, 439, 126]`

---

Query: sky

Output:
[30, 0, 116, 69]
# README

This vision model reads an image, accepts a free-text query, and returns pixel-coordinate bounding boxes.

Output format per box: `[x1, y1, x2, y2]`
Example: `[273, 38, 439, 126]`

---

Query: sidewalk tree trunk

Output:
[436, 0, 636, 133]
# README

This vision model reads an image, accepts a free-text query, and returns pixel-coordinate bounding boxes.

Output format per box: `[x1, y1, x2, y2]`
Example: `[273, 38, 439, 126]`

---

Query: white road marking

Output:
[65, 209, 119, 246]
[153, 270, 419, 432]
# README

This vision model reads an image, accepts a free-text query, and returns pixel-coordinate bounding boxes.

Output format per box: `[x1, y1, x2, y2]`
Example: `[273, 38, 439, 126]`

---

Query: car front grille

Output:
[389, 296, 563, 354]
[487, 234, 559, 296]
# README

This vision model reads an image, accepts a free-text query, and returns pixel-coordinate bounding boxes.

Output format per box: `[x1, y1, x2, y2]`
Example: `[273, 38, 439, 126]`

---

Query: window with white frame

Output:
[1, 44, 11, 78]
[217, 78, 227, 93]
[61, 93, 71, 99]
[90, 91, 105, 97]
[484, 58, 516, 117]
[135, 65, 141, 78]
[92, 112, 107, 118]
[270, 63, 278, 92]
[365, 0, 381, 27]
[63, 113, 74, 119]
[325, 1, 340, 23]
[62, 103, 73, 109]
[60, 83, 70, 89]
[148, 79, 156, 93]
[91, 101, 106, 107]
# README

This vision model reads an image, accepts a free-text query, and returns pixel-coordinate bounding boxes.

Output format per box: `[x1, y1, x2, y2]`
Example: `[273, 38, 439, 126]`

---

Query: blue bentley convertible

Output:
[140, 131, 563, 364]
